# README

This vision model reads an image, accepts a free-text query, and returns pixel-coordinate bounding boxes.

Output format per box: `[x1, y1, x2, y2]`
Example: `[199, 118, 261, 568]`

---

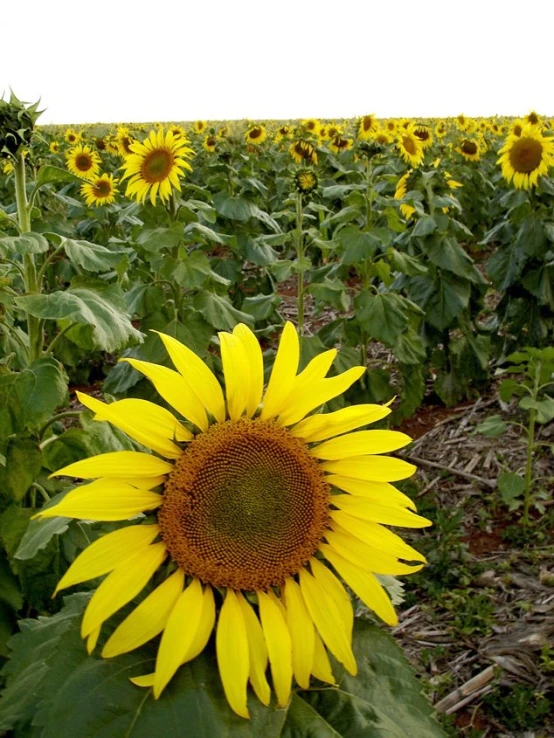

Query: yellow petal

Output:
[311, 631, 336, 685]
[233, 324, 264, 418]
[325, 474, 417, 510]
[290, 404, 392, 443]
[153, 578, 205, 698]
[312, 430, 412, 460]
[236, 592, 271, 706]
[218, 331, 249, 420]
[77, 392, 191, 458]
[298, 566, 357, 675]
[258, 590, 292, 709]
[102, 568, 184, 658]
[81, 542, 167, 638]
[330, 511, 427, 562]
[332, 495, 432, 527]
[310, 558, 353, 633]
[53, 524, 160, 594]
[130, 673, 155, 688]
[283, 578, 315, 689]
[35, 479, 162, 521]
[121, 358, 208, 431]
[154, 331, 226, 423]
[273, 348, 337, 425]
[181, 584, 216, 663]
[277, 366, 366, 427]
[86, 626, 101, 654]
[260, 322, 300, 420]
[325, 526, 424, 575]
[50, 451, 172, 480]
[321, 545, 398, 626]
[320, 455, 416, 482]
[216, 590, 250, 719]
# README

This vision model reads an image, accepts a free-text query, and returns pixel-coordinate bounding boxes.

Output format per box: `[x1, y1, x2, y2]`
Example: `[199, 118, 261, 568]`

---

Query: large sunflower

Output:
[80, 173, 118, 207]
[66, 143, 101, 180]
[396, 129, 424, 167]
[35, 323, 428, 719]
[120, 128, 194, 206]
[497, 124, 554, 189]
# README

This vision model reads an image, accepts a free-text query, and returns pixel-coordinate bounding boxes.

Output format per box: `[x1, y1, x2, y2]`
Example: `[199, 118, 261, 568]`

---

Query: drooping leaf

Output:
[62, 239, 127, 273]
[0, 233, 49, 256]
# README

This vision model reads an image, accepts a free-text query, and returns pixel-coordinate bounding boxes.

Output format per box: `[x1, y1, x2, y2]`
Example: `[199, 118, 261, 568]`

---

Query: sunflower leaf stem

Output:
[29, 481, 50, 504]
[295, 192, 305, 338]
[44, 321, 80, 357]
[522, 361, 540, 526]
[14, 152, 42, 362]
[38, 409, 83, 439]
[37, 244, 64, 286]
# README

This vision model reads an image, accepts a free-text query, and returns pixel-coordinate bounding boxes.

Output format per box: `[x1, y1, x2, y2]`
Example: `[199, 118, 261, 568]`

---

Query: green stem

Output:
[29, 482, 50, 503]
[44, 321, 79, 356]
[37, 244, 63, 285]
[14, 152, 42, 362]
[295, 191, 305, 338]
[39, 410, 82, 438]
[522, 362, 541, 526]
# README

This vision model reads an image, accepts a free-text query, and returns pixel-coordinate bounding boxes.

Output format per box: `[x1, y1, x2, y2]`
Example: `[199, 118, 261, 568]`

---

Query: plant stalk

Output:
[295, 191, 305, 338]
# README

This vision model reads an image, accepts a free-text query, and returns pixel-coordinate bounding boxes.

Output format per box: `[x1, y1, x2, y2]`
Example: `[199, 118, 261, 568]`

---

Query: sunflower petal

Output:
[236, 592, 271, 706]
[154, 331, 226, 423]
[330, 511, 427, 562]
[53, 524, 160, 594]
[233, 324, 264, 418]
[77, 393, 190, 457]
[35, 479, 162, 521]
[182, 583, 216, 663]
[283, 578, 315, 690]
[50, 451, 172, 480]
[81, 542, 167, 637]
[299, 565, 357, 675]
[260, 322, 300, 420]
[320, 455, 416, 482]
[322, 545, 398, 626]
[258, 590, 292, 709]
[216, 590, 250, 719]
[332, 495, 432, 527]
[310, 558, 353, 632]
[311, 631, 336, 685]
[325, 475, 417, 510]
[325, 526, 424, 575]
[102, 568, 184, 658]
[312, 430, 412, 460]
[153, 578, 205, 698]
[218, 332, 250, 420]
[290, 404, 392, 443]
[121, 359, 208, 431]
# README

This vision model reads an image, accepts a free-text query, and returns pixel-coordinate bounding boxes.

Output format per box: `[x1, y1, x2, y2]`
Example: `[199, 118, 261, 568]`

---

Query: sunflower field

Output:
[0, 93, 553, 737]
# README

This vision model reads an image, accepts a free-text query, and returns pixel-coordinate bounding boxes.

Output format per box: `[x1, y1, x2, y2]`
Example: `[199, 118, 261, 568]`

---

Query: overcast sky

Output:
[1, 0, 553, 125]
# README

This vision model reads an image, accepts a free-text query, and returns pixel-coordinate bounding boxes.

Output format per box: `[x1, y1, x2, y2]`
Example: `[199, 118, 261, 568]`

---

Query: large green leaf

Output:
[354, 291, 409, 344]
[0, 437, 42, 503]
[0, 357, 68, 439]
[425, 274, 470, 330]
[194, 292, 254, 331]
[425, 237, 486, 284]
[338, 227, 380, 265]
[34, 165, 84, 189]
[16, 283, 143, 352]
[62, 238, 127, 273]
[0, 233, 49, 256]
[487, 244, 527, 290]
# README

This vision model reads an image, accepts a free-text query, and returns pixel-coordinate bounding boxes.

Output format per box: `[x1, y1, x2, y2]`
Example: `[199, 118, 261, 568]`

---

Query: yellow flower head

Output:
[64, 128, 81, 145]
[193, 120, 207, 134]
[116, 126, 135, 158]
[289, 139, 318, 165]
[394, 170, 416, 220]
[120, 128, 194, 206]
[358, 114, 378, 140]
[396, 128, 424, 167]
[457, 137, 481, 162]
[80, 173, 119, 207]
[413, 124, 433, 150]
[49, 141, 60, 154]
[35, 323, 428, 719]
[203, 134, 217, 153]
[497, 124, 554, 189]
[66, 143, 101, 180]
[329, 135, 353, 154]
[245, 125, 267, 146]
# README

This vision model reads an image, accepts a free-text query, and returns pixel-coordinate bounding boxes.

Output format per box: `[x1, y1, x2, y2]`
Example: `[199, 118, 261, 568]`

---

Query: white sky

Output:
[1, 0, 553, 125]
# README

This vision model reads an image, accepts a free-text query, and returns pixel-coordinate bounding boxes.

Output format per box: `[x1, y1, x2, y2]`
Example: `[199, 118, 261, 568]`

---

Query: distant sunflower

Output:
[275, 125, 292, 142]
[49, 141, 60, 154]
[169, 125, 186, 140]
[457, 138, 481, 162]
[329, 135, 353, 154]
[294, 169, 318, 194]
[105, 137, 120, 156]
[66, 143, 101, 180]
[413, 125, 433, 149]
[396, 130, 424, 167]
[217, 125, 229, 139]
[116, 126, 135, 157]
[193, 121, 207, 134]
[301, 118, 320, 136]
[81, 173, 118, 207]
[525, 111, 542, 127]
[64, 128, 81, 144]
[358, 114, 378, 140]
[34, 322, 428, 719]
[245, 125, 267, 146]
[455, 114, 469, 131]
[434, 122, 447, 138]
[394, 171, 415, 220]
[203, 135, 217, 153]
[121, 128, 194, 205]
[289, 139, 318, 165]
[510, 119, 525, 138]
[385, 119, 397, 134]
[497, 124, 554, 189]
[374, 129, 392, 146]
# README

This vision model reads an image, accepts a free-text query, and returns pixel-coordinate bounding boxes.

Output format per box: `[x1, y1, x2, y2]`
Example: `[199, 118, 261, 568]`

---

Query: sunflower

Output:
[457, 138, 481, 162]
[413, 125, 433, 150]
[326, 123, 343, 140]
[358, 114, 378, 140]
[169, 124, 186, 140]
[66, 143, 101, 180]
[289, 139, 318, 165]
[394, 171, 415, 220]
[434, 121, 447, 138]
[384, 119, 397, 134]
[245, 125, 267, 146]
[120, 128, 194, 206]
[105, 137, 120, 156]
[455, 113, 468, 131]
[64, 128, 81, 144]
[116, 126, 135, 157]
[49, 141, 60, 154]
[497, 124, 554, 189]
[374, 128, 392, 146]
[80, 173, 118, 207]
[274, 124, 292, 142]
[525, 110, 542, 127]
[396, 129, 424, 167]
[294, 168, 318, 194]
[329, 135, 353, 154]
[203, 134, 217, 153]
[217, 124, 229, 139]
[35, 323, 428, 719]
[301, 118, 320, 136]
[193, 120, 207, 135]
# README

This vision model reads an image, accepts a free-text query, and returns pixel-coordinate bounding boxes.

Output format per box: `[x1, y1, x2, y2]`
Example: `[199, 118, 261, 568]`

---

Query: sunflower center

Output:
[402, 135, 416, 155]
[159, 418, 330, 591]
[509, 137, 543, 173]
[249, 128, 261, 139]
[95, 179, 111, 196]
[76, 154, 92, 171]
[141, 149, 174, 183]
[462, 140, 477, 155]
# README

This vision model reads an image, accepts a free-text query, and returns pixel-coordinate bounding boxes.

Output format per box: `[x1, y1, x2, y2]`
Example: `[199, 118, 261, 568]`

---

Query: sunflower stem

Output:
[295, 191, 305, 338]
[14, 152, 42, 362]
[522, 361, 540, 526]
[39, 410, 82, 438]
